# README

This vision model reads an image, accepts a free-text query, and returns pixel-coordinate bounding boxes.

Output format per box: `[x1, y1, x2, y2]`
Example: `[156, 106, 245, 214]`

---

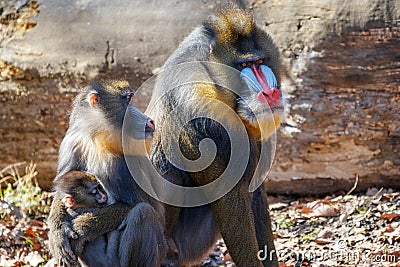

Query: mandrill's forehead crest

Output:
[209, 8, 255, 44]
[205, 7, 278, 70]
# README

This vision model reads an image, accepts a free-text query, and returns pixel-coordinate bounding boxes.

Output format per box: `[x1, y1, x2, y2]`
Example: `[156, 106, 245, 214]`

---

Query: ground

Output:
[0, 164, 399, 267]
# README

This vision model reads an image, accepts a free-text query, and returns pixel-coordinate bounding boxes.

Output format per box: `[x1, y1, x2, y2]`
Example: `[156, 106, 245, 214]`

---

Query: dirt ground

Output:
[1, 183, 399, 267]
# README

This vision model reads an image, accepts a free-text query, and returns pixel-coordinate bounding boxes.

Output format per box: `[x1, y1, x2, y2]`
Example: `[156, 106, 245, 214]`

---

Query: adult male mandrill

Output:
[148, 6, 284, 267]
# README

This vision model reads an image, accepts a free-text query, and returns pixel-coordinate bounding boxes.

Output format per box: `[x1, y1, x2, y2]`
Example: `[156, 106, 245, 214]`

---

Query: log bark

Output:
[0, 0, 399, 193]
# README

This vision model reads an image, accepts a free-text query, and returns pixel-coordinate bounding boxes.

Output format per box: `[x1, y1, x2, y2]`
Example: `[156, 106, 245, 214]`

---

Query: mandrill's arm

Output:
[47, 196, 79, 267]
[71, 202, 132, 240]
[48, 197, 131, 264]
[70, 202, 132, 255]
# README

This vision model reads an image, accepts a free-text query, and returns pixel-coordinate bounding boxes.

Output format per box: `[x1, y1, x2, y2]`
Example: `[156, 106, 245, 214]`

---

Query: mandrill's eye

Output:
[236, 62, 248, 71]
[255, 59, 264, 65]
[125, 92, 134, 104]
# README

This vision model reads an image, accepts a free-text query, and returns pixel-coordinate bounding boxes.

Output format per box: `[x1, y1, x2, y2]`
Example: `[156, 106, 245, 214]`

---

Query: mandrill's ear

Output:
[62, 195, 75, 208]
[88, 91, 99, 107]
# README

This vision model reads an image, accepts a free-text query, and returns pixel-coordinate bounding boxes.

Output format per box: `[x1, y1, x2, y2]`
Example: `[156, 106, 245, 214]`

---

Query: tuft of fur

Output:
[210, 7, 254, 44]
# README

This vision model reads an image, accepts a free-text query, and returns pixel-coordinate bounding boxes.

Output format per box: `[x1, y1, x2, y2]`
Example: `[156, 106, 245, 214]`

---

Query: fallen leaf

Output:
[303, 201, 340, 217]
[314, 239, 332, 245]
[33, 243, 41, 251]
[25, 227, 36, 237]
[30, 220, 44, 227]
[380, 213, 400, 220]
[301, 206, 313, 215]
[385, 225, 395, 233]
[317, 228, 333, 239]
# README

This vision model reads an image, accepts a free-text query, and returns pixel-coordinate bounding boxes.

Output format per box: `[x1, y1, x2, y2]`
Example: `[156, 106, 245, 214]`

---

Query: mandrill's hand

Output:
[70, 212, 95, 238]
[47, 197, 78, 267]
[48, 224, 79, 267]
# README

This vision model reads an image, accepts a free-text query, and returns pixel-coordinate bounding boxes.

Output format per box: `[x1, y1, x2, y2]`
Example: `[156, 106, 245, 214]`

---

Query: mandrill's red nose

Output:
[257, 87, 281, 105]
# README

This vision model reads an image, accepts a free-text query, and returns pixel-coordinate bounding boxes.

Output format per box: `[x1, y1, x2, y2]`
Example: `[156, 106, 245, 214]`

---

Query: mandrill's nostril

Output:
[146, 119, 155, 131]
[261, 90, 269, 97]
